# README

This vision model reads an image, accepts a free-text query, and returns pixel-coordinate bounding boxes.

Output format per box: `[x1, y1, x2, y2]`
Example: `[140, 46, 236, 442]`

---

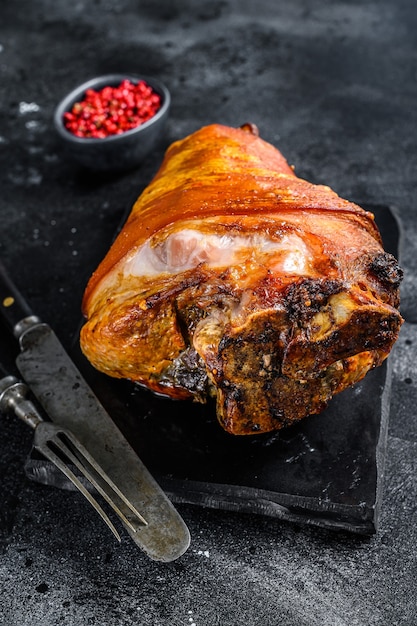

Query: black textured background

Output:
[1, 1, 416, 625]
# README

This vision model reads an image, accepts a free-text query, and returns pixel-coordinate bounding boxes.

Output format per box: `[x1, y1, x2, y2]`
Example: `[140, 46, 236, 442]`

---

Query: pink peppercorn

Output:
[63, 79, 162, 138]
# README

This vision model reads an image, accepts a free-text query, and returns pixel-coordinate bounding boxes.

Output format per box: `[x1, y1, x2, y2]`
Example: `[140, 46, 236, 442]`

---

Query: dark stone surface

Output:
[0, 1, 416, 624]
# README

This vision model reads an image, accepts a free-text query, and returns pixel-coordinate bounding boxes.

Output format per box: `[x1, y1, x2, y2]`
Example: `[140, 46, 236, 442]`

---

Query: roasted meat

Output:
[80, 123, 403, 435]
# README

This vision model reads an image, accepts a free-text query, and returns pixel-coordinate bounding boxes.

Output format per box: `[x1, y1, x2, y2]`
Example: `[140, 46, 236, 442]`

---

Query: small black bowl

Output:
[53, 74, 170, 172]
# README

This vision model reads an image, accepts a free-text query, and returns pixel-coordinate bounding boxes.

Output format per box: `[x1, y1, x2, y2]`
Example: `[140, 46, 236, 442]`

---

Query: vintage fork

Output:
[0, 374, 147, 541]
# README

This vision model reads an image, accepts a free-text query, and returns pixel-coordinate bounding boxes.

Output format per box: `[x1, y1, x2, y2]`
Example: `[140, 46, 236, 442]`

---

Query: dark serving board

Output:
[25, 204, 402, 535]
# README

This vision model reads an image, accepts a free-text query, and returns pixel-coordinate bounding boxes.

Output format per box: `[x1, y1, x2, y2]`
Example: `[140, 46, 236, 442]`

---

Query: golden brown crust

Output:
[82, 124, 380, 314]
[80, 123, 403, 435]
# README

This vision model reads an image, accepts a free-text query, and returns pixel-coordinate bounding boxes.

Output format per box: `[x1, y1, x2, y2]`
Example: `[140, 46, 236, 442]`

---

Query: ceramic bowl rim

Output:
[53, 73, 170, 145]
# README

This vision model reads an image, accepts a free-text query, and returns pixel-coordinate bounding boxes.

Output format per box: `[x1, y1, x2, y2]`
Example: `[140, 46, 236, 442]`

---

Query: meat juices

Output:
[80, 124, 403, 435]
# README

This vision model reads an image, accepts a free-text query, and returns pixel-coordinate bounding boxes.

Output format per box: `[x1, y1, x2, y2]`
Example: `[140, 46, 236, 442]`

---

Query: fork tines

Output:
[35, 423, 148, 541]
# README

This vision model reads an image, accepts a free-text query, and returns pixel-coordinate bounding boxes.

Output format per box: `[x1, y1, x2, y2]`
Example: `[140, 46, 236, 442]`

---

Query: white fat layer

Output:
[123, 229, 312, 277]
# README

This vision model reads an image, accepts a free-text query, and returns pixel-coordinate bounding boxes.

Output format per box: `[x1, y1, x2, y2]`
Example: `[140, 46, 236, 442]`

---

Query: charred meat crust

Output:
[284, 278, 344, 323]
[157, 347, 212, 401]
[203, 310, 381, 434]
[368, 252, 403, 286]
[151, 273, 402, 434]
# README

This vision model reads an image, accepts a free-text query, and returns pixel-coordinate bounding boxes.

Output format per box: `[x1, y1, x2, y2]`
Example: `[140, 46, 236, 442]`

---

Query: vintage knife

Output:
[0, 260, 190, 562]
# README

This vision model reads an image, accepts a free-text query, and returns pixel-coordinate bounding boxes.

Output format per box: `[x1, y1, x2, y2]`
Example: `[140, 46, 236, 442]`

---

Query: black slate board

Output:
[25, 204, 401, 535]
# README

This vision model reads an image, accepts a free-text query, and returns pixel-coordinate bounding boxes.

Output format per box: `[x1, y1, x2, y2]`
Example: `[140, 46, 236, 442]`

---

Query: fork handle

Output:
[0, 259, 42, 339]
[0, 375, 42, 429]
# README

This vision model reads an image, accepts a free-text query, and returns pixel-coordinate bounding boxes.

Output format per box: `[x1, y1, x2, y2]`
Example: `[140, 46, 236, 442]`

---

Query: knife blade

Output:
[0, 260, 190, 562]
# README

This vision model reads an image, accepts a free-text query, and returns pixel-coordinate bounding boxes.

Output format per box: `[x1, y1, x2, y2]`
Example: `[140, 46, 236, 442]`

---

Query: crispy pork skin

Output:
[80, 123, 403, 435]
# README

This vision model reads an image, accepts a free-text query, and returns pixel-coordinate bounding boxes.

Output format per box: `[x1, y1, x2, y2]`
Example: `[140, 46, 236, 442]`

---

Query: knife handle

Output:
[0, 259, 41, 338]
